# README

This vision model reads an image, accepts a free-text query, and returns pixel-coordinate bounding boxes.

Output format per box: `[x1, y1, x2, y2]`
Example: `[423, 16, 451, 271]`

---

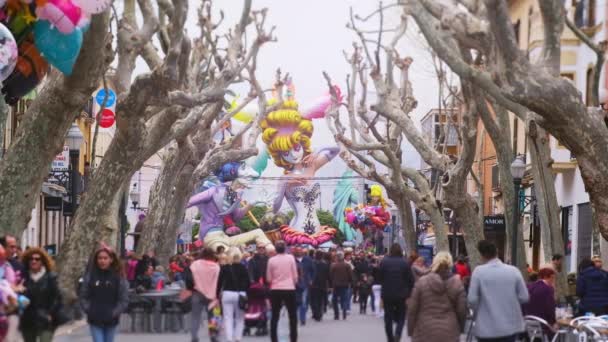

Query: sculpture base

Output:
[279, 225, 336, 247]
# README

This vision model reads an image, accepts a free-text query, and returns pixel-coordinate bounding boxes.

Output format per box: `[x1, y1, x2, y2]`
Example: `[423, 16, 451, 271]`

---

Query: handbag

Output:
[51, 307, 71, 327]
[228, 266, 248, 311]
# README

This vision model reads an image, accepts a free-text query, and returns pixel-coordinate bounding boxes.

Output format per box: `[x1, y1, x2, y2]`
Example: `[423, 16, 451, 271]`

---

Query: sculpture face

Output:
[281, 143, 304, 165]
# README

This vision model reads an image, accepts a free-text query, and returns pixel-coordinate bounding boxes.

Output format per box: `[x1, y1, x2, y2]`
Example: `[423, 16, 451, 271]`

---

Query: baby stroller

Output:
[244, 282, 268, 336]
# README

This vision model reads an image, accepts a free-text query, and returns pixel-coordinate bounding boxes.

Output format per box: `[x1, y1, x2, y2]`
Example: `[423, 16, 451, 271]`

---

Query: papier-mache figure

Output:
[261, 78, 341, 246]
[187, 161, 272, 252]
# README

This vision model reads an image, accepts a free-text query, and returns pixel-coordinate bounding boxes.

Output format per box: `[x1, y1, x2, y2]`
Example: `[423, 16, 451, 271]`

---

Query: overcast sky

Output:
[131, 0, 443, 211]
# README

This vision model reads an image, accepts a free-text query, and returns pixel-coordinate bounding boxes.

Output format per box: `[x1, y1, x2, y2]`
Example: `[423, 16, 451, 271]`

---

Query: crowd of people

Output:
[2, 232, 608, 342]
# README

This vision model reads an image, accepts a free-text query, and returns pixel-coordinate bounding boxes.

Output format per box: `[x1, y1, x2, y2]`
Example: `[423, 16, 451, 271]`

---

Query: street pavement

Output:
[55, 309, 413, 342]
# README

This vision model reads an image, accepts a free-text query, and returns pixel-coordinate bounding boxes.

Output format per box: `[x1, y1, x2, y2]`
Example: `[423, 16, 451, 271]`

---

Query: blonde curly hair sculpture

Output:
[261, 99, 314, 171]
[369, 184, 387, 208]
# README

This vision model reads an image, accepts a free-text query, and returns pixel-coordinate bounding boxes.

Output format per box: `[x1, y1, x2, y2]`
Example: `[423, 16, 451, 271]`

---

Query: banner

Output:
[51, 146, 70, 171]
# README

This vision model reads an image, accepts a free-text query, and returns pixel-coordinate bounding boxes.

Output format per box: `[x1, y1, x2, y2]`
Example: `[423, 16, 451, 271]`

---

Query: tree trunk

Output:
[527, 124, 562, 260]
[57, 134, 140, 302]
[528, 121, 567, 300]
[0, 13, 110, 237]
[136, 143, 192, 258]
[156, 165, 194, 266]
[396, 195, 416, 254]
[0, 95, 7, 159]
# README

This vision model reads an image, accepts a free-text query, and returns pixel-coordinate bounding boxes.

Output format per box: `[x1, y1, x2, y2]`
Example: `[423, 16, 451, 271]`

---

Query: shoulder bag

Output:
[229, 265, 248, 311]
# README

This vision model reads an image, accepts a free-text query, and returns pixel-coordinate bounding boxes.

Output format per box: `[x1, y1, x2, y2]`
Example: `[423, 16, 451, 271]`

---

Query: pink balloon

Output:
[36, 0, 83, 34]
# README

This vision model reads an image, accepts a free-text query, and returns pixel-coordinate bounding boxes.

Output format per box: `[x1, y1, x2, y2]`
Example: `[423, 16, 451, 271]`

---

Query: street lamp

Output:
[510, 154, 526, 266]
[129, 183, 140, 210]
[66, 123, 84, 214]
[66, 123, 84, 150]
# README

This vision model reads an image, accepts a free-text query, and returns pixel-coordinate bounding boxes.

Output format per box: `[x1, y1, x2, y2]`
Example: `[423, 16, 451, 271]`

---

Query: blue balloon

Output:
[33, 20, 83, 75]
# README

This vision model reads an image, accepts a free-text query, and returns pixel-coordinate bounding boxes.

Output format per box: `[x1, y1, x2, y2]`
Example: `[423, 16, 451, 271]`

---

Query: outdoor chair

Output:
[161, 298, 187, 332]
[524, 315, 553, 342]
[126, 294, 154, 333]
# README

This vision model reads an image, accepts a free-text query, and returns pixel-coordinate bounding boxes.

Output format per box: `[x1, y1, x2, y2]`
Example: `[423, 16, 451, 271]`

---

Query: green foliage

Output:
[317, 209, 338, 227]
[237, 205, 267, 232]
[192, 223, 200, 241]
[286, 211, 295, 220]
[316, 209, 345, 245]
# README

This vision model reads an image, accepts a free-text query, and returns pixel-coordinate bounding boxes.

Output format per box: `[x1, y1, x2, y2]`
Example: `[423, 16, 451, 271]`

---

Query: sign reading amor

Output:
[484, 215, 506, 230]
[52, 146, 70, 171]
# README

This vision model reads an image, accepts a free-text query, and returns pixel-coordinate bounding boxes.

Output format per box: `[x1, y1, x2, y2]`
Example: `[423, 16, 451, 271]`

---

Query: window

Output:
[586, 67, 594, 106]
[575, 0, 596, 28]
[577, 203, 593, 264]
[513, 19, 521, 45]
[491, 164, 500, 190]
[512, 118, 519, 154]
[446, 125, 458, 146]
[561, 206, 573, 255]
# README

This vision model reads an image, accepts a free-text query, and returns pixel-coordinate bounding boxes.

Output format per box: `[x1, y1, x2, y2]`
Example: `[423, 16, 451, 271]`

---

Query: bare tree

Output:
[0, 12, 112, 237]
[400, 0, 608, 244]
[57, 0, 274, 302]
[324, 7, 494, 265]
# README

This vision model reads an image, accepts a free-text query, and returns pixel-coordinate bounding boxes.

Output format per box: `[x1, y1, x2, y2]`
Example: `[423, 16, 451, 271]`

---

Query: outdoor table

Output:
[556, 317, 608, 341]
[138, 288, 181, 333]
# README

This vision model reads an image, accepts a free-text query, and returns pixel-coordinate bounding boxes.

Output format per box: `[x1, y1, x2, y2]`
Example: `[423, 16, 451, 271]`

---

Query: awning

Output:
[41, 182, 67, 197]
[551, 161, 578, 173]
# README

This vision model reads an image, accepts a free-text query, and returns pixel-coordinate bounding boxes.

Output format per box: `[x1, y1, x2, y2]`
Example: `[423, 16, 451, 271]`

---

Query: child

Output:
[358, 273, 372, 314]
[151, 265, 168, 288]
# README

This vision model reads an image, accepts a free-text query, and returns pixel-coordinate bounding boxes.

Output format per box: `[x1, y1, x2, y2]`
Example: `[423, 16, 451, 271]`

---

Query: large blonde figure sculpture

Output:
[262, 80, 340, 246]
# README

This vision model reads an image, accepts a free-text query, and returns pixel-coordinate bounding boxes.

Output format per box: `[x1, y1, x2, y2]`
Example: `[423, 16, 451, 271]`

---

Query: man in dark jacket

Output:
[294, 246, 315, 325]
[310, 250, 330, 321]
[248, 245, 269, 284]
[330, 252, 354, 320]
[353, 252, 370, 303]
[378, 244, 414, 342]
[577, 258, 608, 315]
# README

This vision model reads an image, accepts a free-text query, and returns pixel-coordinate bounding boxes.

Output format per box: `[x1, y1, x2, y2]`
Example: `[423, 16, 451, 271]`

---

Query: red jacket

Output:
[454, 262, 470, 279]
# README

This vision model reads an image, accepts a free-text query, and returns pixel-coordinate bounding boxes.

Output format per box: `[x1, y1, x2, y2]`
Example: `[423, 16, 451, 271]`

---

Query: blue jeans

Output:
[298, 287, 308, 323]
[332, 287, 349, 319]
[90, 325, 117, 342]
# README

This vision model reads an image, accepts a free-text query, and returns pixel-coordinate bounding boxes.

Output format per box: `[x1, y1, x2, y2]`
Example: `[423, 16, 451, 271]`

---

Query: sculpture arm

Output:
[312, 146, 340, 171]
[187, 187, 217, 208]
[272, 180, 287, 213]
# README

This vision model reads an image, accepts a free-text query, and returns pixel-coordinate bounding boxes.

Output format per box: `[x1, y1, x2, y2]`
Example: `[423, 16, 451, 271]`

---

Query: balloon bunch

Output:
[344, 204, 391, 233]
[0, 0, 111, 104]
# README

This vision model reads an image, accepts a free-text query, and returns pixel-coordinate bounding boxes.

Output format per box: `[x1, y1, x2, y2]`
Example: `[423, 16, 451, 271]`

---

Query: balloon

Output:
[0, 23, 18, 82]
[5, 2, 37, 42]
[73, 0, 111, 14]
[36, 0, 82, 34]
[33, 20, 82, 75]
[2, 39, 48, 104]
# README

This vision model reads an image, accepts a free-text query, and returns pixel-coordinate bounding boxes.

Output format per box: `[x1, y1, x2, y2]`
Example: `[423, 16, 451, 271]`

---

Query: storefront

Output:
[484, 215, 506, 261]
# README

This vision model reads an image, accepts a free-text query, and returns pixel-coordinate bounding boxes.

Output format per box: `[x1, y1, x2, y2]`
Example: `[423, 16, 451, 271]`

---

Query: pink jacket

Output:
[266, 254, 298, 290]
[190, 259, 220, 300]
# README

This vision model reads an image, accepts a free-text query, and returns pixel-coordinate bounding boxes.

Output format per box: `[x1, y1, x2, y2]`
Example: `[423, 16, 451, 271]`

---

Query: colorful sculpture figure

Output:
[344, 185, 391, 234]
[187, 161, 272, 252]
[262, 79, 340, 246]
[332, 170, 360, 242]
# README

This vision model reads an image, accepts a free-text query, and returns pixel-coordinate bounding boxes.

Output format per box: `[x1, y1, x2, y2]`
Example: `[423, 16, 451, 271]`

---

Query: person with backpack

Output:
[183, 248, 221, 342]
[79, 246, 129, 342]
[19, 247, 65, 342]
[407, 252, 467, 342]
